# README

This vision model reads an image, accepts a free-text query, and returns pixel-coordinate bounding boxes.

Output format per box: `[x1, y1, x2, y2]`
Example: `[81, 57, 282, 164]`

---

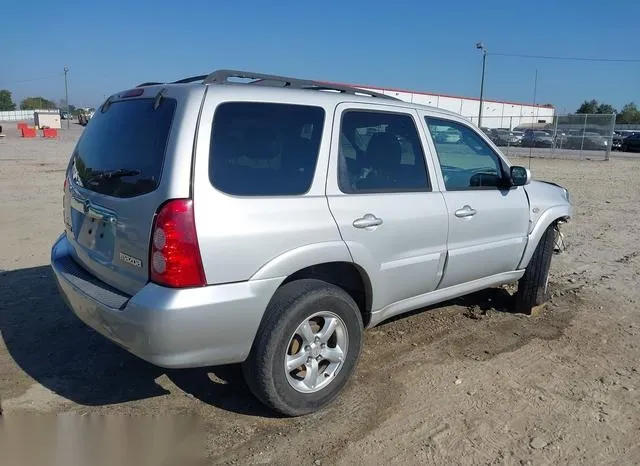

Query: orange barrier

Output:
[17, 122, 28, 130]
[21, 127, 37, 138]
[42, 128, 58, 138]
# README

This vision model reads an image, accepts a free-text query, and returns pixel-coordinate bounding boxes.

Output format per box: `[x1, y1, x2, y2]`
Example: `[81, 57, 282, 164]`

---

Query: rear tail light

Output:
[149, 199, 206, 288]
[63, 178, 68, 191]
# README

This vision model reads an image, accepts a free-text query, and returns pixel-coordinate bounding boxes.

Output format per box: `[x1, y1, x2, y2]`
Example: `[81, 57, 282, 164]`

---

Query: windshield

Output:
[69, 98, 176, 198]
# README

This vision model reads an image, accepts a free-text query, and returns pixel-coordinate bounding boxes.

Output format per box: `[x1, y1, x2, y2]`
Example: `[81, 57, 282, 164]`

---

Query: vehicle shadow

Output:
[0, 265, 276, 417]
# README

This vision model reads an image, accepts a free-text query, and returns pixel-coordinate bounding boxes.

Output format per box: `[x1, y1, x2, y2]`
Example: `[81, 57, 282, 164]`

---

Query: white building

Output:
[336, 82, 555, 130]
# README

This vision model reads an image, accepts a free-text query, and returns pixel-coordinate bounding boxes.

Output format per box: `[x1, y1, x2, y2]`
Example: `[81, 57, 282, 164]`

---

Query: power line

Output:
[491, 52, 640, 63]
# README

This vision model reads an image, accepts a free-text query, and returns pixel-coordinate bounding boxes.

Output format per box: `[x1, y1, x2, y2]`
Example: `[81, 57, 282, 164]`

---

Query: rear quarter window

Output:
[209, 102, 325, 196]
[70, 98, 176, 198]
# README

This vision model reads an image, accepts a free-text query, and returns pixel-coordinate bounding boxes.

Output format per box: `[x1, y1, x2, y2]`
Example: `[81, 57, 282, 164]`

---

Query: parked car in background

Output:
[488, 129, 523, 147]
[563, 131, 608, 151]
[550, 130, 568, 148]
[511, 130, 524, 145]
[487, 129, 509, 146]
[520, 129, 554, 148]
[432, 127, 462, 143]
[613, 130, 639, 151]
[582, 132, 608, 150]
[621, 133, 640, 152]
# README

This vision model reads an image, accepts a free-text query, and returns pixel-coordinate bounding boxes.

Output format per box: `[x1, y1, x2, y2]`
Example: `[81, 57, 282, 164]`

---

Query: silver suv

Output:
[51, 70, 572, 416]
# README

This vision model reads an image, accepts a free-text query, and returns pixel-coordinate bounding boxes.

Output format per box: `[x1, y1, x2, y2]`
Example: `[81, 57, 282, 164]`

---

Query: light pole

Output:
[476, 42, 487, 128]
[64, 66, 70, 129]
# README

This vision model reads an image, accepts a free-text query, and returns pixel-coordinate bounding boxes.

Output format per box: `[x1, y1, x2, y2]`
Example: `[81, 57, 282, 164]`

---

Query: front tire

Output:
[514, 225, 556, 313]
[242, 279, 364, 416]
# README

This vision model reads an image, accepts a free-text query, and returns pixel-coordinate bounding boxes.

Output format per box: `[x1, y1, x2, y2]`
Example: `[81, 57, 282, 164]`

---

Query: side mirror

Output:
[510, 165, 531, 186]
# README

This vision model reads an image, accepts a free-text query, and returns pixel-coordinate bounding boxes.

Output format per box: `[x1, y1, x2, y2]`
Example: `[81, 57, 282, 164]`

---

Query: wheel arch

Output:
[280, 261, 374, 327]
[518, 206, 570, 269]
[250, 241, 374, 326]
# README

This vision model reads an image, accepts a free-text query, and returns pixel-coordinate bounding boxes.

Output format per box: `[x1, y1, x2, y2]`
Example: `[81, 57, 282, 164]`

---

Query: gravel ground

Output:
[1, 124, 639, 465]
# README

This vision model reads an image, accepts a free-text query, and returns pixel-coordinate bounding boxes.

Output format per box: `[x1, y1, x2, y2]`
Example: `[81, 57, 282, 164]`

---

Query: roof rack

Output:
[136, 69, 400, 100]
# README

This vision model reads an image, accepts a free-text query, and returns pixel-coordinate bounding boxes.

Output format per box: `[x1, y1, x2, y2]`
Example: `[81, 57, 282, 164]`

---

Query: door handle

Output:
[455, 205, 477, 218]
[353, 214, 383, 229]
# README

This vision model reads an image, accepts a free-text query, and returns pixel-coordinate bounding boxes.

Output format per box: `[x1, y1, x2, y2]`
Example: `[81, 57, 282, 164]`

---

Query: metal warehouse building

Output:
[338, 82, 555, 130]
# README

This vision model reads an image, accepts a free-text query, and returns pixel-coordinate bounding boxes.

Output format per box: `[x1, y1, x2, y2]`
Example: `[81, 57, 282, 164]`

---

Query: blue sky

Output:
[3, 0, 639, 113]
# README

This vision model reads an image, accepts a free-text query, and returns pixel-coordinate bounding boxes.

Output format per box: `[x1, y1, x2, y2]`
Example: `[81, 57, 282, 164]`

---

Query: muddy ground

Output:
[1, 125, 639, 465]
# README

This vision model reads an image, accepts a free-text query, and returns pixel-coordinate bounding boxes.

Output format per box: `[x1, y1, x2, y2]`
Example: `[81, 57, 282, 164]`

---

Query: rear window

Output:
[69, 98, 176, 198]
[209, 102, 325, 196]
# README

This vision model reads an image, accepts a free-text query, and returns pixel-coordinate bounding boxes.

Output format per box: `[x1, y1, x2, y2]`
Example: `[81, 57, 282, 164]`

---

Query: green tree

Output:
[576, 99, 598, 114]
[576, 100, 617, 115]
[20, 97, 56, 110]
[616, 102, 640, 124]
[596, 103, 616, 115]
[0, 90, 16, 111]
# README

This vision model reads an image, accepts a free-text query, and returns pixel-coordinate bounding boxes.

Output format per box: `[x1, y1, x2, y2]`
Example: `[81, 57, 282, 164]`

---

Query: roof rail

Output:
[172, 75, 208, 84]
[202, 69, 399, 100]
[136, 69, 400, 100]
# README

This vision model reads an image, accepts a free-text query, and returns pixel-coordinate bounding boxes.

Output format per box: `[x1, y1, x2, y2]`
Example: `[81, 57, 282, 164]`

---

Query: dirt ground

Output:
[1, 125, 639, 465]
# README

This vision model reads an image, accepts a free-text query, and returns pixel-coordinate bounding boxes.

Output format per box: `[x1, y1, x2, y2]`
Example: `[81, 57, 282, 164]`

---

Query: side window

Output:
[425, 117, 506, 191]
[209, 102, 325, 196]
[338, 110, 430, 194]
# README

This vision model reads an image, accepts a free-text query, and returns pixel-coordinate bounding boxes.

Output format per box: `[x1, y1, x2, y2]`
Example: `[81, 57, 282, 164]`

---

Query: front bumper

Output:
[50, 234, 282, 368]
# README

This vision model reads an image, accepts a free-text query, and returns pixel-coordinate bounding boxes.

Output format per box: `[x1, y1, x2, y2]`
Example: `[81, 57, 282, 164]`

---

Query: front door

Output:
[326, 104, 448, 311]
[423, 116, 530, 289]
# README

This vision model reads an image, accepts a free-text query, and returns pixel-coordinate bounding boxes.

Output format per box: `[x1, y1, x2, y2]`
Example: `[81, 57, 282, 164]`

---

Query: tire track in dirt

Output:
[320, 286, 583, 465]
[211, 374, 405, 464]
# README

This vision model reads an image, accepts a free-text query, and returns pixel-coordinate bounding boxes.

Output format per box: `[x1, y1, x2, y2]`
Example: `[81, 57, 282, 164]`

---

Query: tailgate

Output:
[62, 88, 195, 296]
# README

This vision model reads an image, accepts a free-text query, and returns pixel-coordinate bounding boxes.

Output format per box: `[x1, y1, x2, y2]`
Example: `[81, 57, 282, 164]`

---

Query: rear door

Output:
[421, 115, 530, 289]
[326, 103, 448, 311]
[63, 85, 203, 295]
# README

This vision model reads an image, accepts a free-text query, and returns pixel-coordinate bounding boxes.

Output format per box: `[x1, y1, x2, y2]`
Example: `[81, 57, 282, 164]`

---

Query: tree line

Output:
[0, 90, 82, 114]
[576, 100, 640, 124]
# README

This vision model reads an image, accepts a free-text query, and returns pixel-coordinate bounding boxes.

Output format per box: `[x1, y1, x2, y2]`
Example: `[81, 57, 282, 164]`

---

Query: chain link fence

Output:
[466, 113, 617, 160]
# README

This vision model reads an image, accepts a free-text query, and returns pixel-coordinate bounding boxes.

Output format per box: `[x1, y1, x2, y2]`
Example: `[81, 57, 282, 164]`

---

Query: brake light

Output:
[120, 88, 144, 98]
[63, 178, 68, 191]
[149, 199, 206, 288]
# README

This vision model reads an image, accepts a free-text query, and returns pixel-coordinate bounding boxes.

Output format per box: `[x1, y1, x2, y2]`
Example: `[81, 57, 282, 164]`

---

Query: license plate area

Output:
[69, 198, 117, 261]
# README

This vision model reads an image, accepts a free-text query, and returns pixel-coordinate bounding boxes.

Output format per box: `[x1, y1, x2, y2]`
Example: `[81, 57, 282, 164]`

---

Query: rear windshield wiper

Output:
[87, 168, 141, 183]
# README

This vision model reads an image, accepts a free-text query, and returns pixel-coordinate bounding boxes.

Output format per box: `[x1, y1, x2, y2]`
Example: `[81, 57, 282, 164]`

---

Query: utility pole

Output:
[476, 42, 487, 128]
[64, 66, 70, 129]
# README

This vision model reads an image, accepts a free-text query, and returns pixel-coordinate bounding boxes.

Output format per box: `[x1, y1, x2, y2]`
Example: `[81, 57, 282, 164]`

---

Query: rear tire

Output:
[514, 225, 556, 314]
[242, 279, 363, 416]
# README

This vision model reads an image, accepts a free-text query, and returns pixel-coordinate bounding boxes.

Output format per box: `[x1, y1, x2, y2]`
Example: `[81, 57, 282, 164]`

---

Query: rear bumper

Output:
[50, 233, 282, 368]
